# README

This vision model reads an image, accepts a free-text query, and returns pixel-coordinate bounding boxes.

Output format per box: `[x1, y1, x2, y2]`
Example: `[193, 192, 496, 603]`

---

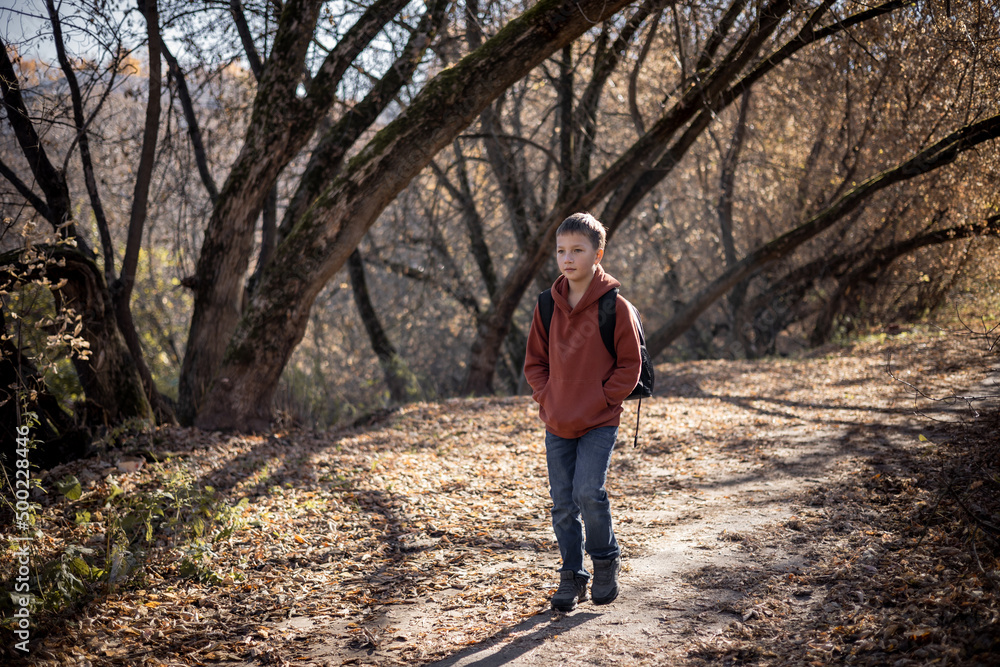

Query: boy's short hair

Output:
[556, 212, 607, 251]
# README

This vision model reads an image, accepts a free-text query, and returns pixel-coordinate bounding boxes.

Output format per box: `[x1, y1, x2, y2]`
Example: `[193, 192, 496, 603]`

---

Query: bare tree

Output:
[185, 0, 638, 430]
[0, 0, 158, 425]
[644, 112, 1000, 357]
[459, 0, 916, 394]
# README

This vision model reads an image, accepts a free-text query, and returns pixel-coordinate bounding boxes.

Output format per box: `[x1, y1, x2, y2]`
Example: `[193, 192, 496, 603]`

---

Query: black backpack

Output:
[537, 287, 654, 446]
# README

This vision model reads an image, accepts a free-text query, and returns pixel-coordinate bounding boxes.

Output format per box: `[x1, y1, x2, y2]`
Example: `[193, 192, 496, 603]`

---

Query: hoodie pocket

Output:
[543, 378, 610, 435]
[532, 381, 549, 407]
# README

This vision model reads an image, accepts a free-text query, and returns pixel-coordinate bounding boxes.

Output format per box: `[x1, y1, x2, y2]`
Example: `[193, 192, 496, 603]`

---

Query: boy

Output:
[523, 212, 643, 612]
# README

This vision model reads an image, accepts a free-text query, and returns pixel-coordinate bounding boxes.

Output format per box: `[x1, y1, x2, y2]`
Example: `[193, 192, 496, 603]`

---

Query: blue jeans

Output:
[545, 425, 620, 578]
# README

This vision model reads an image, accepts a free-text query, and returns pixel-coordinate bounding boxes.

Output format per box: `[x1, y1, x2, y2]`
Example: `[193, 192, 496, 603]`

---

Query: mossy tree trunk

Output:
[191, 0, 637, 431]
[178, 0, 413, 424]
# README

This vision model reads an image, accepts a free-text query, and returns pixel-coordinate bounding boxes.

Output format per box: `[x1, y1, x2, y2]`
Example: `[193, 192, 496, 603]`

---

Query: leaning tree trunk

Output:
[644, 113, 1000, 359]
[191, 0, 636, 431]
[808, 214, 1000, 346]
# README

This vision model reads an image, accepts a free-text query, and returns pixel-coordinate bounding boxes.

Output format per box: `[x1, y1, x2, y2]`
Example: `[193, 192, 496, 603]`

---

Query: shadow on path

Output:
[429, 611, 600, 667]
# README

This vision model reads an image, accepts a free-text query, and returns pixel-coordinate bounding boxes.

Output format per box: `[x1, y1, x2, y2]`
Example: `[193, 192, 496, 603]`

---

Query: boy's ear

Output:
[595, 247, 604, 263]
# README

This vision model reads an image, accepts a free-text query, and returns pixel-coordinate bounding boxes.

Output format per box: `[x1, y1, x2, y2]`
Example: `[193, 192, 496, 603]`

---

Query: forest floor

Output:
[3, 326, 1000, 666]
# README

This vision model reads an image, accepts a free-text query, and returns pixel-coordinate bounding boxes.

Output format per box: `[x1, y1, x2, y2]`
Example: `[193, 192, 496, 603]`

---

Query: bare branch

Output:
[627, 6, 662, 135]
[430, 155, 497, 300]
[230, 0, 264, 79]
[117, 0, 162, 305]
[602, 0, 912, 228]
[46, 0, 112, 275]
[0, 34, 72, 230]
[694, 0, 752, 73]
[162, 41, 218, 202]
[304, 0, 411, 113]
[0, 157, 53, 224]
[278, 0, 449, 239]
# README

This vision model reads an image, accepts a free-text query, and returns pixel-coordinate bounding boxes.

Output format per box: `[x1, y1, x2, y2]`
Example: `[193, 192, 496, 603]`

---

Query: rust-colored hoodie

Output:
[524, 266, 642, 439]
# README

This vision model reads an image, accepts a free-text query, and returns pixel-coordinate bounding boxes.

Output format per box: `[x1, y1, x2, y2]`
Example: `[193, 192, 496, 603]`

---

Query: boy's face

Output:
[556, 232, 603, 288]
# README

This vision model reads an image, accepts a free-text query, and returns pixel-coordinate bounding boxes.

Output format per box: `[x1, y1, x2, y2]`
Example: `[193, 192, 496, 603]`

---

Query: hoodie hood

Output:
[550, 264, 621, 315]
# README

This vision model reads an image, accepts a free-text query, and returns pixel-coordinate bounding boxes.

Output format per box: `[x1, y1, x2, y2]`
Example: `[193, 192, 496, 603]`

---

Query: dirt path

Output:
[291, 334, 985, 666]
[389, 355, 915, 666]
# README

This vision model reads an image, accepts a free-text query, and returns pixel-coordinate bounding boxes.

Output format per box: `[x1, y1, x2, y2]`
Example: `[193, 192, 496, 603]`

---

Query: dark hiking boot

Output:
[591, 557, 620, 605]
[551, 570, 588, 611]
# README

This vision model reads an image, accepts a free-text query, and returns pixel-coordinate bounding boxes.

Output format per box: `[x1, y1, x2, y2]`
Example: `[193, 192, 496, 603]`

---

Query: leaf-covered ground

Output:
[2, 328, 999, 666]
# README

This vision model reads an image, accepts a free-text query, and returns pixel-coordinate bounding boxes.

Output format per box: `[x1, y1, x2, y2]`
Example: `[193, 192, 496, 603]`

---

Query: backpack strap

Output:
[633, 396, 642, 448]
[598, 289, 647, 448]
[538, 289, 554, 336]
[597, 289, 641, 446]
[597, 288, 618, 359]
